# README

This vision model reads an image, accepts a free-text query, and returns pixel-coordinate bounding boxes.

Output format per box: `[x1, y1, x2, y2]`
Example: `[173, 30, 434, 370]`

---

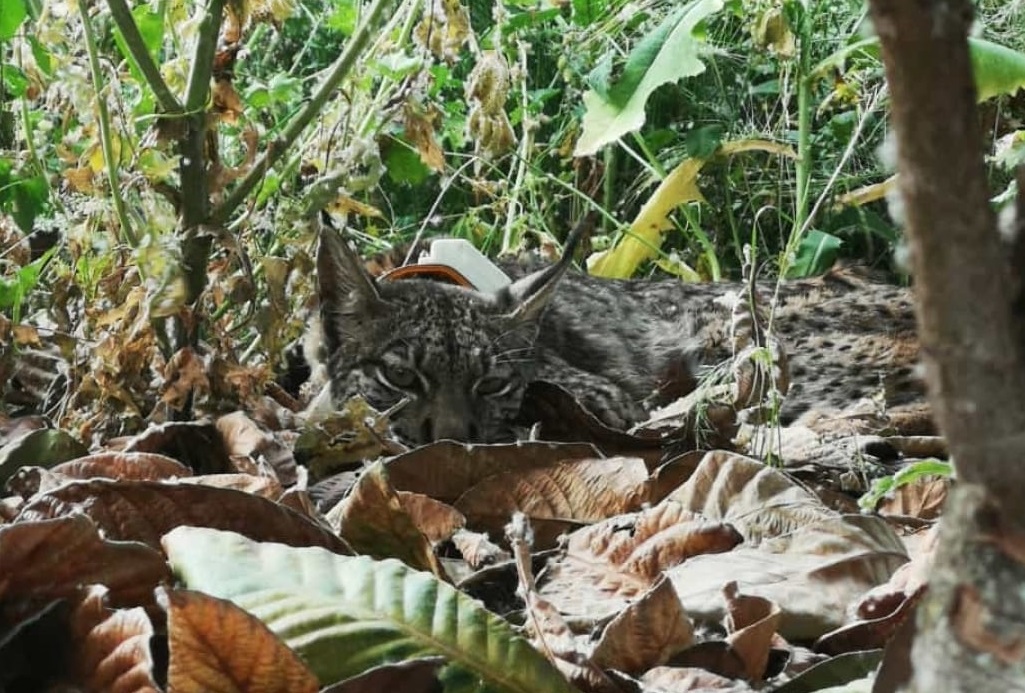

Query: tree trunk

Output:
[867, 0, 1025, 689]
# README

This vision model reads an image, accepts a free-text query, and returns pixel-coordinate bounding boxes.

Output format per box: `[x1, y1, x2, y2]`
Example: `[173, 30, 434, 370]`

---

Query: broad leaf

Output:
[0, 0, 27, 40]
[575, 0, 724, 156]
[588, 139, 795, 278]
[163, 526, 576, 692]
[816, 36, 1025, 103]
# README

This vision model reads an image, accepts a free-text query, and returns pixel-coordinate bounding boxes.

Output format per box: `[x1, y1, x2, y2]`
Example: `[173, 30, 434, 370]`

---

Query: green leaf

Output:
[0, 0, 28, 40]
[0, 63, 29, 98]
[327, 0, 357, 36]
[112, 5, 165, 85]
[28, 36, 52, 76]
[0, 427, 88, 486]
[685, 123, 724, 159]
[859, 459, 953, 512]
[814, 36, 1025, 103]
[572, 0, 606, 26]
[11, 172, 48, 232]
[384, 138, 430, 185]
[575, 0, 724, 156]
[970, 37, 1025, 102]
[786, 229, 842, 278]
[163, 526, 576, 692]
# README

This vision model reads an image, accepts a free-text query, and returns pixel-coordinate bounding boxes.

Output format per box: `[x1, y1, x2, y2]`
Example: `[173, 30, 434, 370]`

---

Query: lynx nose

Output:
[420, 414, 480, 442]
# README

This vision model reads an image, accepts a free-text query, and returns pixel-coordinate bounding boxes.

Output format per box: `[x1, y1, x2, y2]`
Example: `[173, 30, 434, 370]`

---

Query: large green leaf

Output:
[574, 0, 724, 156]
[0, 0, 28, 40]
[815, 36, 1025, 103]
[163, 526, 575, 693]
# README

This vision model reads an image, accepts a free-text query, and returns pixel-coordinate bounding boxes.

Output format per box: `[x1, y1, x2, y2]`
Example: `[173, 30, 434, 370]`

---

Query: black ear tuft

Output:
[317, 225, 385, 353]
[500, 213, 594, 322]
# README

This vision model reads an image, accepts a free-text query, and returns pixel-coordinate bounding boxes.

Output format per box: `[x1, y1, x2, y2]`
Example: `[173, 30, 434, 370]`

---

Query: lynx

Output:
[316, 224, 924, 445]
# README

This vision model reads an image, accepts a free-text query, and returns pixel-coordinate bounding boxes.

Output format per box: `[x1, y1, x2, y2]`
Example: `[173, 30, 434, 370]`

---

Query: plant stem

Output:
[79, 1, 137, 247]
[105, 0, 182, 114]
[792, 2, 813, 240]
[503, 40, 533, 253]
[211, 0, 401, 225]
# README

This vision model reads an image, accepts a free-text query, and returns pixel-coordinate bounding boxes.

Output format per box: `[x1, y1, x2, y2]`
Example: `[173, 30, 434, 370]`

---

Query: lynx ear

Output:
[500, 212, 594, 322]
[317, 226, 385, 351]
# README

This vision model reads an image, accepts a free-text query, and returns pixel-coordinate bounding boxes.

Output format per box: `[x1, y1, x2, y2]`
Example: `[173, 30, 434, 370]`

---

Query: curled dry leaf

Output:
[450, 528, 509, 569]
[539, 500, 742, 622]
[397, 490, 466, 544]
[325, 461, 442, 576]
[454, 456, 653, 549]
[722, 581, 781, 681]
[215, 411, 298, 485]
[591, 576, 695, 675]
[160, 587, 319, 693]
[813, 583, 925, 656]
[68, 585, 159, 693]
[0, 515, 171, 612]
[15, 479, 350, 555]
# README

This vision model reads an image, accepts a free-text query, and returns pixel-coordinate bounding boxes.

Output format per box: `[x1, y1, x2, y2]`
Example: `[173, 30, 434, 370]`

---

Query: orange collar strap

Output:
[381, 263, 476, 288]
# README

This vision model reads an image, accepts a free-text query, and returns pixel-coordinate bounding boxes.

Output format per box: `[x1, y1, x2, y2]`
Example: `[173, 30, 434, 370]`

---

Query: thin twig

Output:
[211, 0, 401, 225]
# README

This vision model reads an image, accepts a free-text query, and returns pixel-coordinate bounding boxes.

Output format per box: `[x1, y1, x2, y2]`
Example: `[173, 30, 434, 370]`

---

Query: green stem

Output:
[105, 0, 182, 114]
[792, 2, 813, 242]
[79, 1, 137, 247]
[211, 0, 401, 225]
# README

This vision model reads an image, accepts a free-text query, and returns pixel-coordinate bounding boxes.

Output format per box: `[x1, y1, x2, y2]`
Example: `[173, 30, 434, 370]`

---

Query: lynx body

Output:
[317, 228, 923, 444]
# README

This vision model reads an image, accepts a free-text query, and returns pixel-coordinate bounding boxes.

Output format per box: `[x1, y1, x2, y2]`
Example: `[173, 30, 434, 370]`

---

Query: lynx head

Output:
[316, 227, 578, 444]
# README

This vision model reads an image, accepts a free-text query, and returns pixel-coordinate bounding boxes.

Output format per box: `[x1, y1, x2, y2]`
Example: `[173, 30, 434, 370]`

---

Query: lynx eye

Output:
[376, 362, 420, 390]
[475, 376, 513, 397]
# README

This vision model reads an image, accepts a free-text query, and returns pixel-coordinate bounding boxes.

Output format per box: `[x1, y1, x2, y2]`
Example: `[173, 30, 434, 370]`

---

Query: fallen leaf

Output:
[15, 479, 350, 555]
[161, 587, 319, 693]
[68, 585, 160, 692]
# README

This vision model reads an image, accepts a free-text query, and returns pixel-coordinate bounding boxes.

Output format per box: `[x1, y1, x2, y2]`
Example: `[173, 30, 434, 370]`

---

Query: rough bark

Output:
[867, 0, 1025, 689]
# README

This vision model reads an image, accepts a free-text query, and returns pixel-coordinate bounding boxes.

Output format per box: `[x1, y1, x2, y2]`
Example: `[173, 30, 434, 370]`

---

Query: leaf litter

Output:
[0, 262, 944, 693]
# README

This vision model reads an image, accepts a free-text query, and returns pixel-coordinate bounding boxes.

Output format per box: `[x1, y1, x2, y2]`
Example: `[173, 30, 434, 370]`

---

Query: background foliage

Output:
[2, 0, 1025, 434]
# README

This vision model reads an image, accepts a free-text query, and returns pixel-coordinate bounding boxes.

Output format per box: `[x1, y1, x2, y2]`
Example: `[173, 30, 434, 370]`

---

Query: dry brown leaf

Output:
[214, 411, 296, 485]
[8, 451, 193, 498]
[814, 584, 924, 656]
[591, 576, 695, 675]
[161, 587, 319, 693]
[877, 476, 950, 520]
[640, 665, 753, 692]
[667, 451, 835, 543]
[325, 461, 443, 576]
[161, 348, 211, 409]
[722, 581, 781, 681]
[397, 490, 466, 543]
[15, 479, 350, 555]
[455, 456, 653, 549]
[539, 501, 742, 622]
[385, 439, 600, 502]
[181, 473, 285, 500]
[0, 515, 171, 611]
[296, 396, 397, 480]
[450, 528, 509, 568]
[404, 102, 445, 171]
[68, 585, 160, 692]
